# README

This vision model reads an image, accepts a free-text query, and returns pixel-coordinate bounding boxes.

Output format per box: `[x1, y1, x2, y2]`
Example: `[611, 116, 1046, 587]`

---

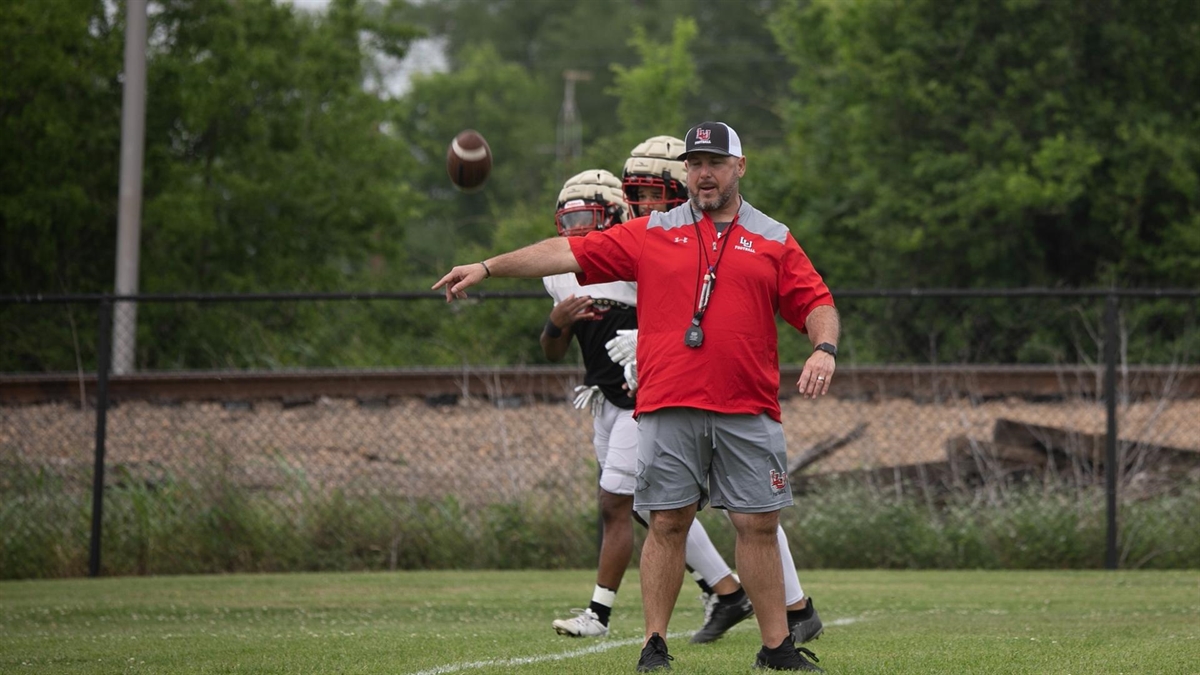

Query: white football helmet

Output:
[555, 169, 632, 237]
[622, 135, 689, 216]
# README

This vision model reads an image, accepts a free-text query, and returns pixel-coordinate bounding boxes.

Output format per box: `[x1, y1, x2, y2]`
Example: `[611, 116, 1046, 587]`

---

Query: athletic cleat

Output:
[690, 593, 754, 643]
[552, 608, 609, 638]
[754, 634, 824, 672]
[637, 632, 674, 672]
[790, 599, 824, 644]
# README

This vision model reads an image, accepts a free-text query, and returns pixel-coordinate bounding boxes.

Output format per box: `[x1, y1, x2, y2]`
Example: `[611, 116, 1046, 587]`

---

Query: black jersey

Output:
[572, 301, 637, 409]
[543, 274, 638, 410]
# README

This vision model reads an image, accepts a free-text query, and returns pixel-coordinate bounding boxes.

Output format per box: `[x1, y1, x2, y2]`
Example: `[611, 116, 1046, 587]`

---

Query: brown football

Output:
[446, 129, 492, 192]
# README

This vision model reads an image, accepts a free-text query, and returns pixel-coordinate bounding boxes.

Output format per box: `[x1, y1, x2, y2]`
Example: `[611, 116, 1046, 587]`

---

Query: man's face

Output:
[685, 153, 745, 213]
[636, 185, 669, 216]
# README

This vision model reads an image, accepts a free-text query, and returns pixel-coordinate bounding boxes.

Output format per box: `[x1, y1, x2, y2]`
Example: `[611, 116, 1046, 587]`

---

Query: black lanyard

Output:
[685, 209, 739, 348]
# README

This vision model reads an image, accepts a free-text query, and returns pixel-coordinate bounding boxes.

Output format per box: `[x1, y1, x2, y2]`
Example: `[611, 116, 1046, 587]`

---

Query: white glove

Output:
[605, 329, 638, 367]
[573, 385, 604, 417]
[623, 361, 638, 396]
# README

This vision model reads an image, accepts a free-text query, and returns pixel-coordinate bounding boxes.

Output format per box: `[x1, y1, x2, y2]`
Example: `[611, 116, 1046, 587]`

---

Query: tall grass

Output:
[2, 455, 1196, 579]
[778, 478, 1200, 569]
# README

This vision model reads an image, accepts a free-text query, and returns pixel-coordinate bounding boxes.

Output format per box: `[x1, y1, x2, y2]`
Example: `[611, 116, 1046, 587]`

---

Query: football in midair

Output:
[446, 129, 492, 192]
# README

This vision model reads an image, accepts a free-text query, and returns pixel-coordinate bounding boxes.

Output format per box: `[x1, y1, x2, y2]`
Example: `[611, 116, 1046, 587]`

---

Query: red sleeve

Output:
[567, 216, 648, 285]
[778, 234, 834, 333]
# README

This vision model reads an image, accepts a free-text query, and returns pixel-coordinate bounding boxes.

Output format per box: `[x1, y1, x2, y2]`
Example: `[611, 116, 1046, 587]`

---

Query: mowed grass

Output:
[1, 569, 1197, 674]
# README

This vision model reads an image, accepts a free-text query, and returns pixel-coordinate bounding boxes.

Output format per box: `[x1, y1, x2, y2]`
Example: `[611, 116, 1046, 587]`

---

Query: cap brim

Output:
[675, 148, 737, 161]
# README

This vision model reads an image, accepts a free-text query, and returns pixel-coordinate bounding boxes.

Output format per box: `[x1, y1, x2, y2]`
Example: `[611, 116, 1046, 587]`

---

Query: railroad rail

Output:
[1, 365, 1196, 405]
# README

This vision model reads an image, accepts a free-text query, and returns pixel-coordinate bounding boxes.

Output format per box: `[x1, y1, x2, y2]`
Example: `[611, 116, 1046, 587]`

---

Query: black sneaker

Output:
[790, 599, 824, 644]
[754, 634, 824, 672]
[690, 593, 754, 643]
[637, 633, 674, 672]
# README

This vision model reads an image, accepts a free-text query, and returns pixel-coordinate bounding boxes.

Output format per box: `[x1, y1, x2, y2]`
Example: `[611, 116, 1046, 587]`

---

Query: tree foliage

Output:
[610, 18, 699, 150]
[0, 0, 123, 295]
[142, 0, 422, 293]
[771, 0, 1200, 289]
[393, 43, 556, 276]
[2, 0, 1197, 371]
[2, 0, 429, 370]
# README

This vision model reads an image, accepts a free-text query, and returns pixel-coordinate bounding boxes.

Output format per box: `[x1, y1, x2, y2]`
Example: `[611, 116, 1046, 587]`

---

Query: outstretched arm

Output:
[432, 237, 582, 302]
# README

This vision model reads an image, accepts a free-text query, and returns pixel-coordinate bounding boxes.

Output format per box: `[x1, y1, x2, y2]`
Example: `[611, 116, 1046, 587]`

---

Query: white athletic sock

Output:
[777, 524, 804, 606]
[684, 518, 733, 586]
[592, 585, 617, 608]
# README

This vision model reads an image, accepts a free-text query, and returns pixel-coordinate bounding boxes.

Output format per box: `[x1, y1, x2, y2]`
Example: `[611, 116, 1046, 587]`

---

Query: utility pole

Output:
[112, 0, 148, 375]
[556, 70, 591, 178]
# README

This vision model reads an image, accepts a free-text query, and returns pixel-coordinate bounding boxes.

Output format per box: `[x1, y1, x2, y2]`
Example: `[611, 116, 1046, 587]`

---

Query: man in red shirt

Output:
[435, 121, 839, 672]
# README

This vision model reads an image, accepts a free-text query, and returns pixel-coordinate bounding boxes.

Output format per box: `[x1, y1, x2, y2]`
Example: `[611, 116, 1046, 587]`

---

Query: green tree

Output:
[671, 0, 795, 145]
[142, 0, 422, 293]
[1, 0, 429, 371]
[408, 0, 647, 146]
[0, 0, 123, 372]
[771, 0, 1200, 289]
[609, 18, 699, 151]
[393, 44, 557, 276]
[413, 0, 794, 149]
[0, 0, 123, 296]
[131, 0, 428, 369]
[767, 0, 1200, 363]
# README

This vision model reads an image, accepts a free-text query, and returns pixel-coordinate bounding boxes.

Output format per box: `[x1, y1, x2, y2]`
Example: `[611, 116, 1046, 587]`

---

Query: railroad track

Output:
[1, 365, 1196, 404]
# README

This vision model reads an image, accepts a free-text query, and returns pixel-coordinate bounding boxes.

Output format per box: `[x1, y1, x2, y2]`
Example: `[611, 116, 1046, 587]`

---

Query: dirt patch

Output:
[3, 396, 1198, 503]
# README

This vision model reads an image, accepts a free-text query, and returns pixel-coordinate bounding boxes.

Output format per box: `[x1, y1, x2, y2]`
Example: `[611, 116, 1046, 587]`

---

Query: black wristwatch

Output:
[813, 342, 838, 358]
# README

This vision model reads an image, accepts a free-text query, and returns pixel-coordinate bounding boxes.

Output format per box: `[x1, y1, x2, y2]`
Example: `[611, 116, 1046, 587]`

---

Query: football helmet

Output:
[555, 169, 631, 237]
[622, 135, 688, 216]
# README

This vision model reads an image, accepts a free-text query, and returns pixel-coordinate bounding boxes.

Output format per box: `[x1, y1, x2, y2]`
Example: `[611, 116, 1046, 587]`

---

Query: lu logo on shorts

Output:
[769, 469, 787, 494]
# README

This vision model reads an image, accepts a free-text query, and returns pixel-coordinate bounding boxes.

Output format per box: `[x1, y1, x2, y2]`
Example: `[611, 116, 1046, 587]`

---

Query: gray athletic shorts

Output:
[634, 407, 793, 513]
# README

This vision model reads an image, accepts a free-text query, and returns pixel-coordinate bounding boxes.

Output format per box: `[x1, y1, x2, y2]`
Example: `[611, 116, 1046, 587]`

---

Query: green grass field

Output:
[1, 569, 1197, 674]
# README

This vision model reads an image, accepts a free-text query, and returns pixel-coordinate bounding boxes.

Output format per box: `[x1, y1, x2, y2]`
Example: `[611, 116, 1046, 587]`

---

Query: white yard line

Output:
[406, 618, 861, 675]
[406, 635, 651, 675]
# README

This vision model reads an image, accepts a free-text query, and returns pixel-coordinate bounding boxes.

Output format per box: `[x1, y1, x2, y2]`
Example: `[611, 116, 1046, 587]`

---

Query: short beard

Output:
[690, 176, 739, 213]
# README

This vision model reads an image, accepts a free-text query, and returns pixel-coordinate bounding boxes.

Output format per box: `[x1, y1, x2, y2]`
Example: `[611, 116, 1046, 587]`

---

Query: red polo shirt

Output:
[568, 199, 833, 421]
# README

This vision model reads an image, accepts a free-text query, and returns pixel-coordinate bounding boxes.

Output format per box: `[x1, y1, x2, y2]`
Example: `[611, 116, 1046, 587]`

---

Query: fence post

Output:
[1103, 293, 1118, 570]
[89, 298, 113, 577]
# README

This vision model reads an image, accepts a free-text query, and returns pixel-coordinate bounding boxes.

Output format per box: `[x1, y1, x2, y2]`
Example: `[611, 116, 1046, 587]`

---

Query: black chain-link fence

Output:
[2, 290, 1198, 578]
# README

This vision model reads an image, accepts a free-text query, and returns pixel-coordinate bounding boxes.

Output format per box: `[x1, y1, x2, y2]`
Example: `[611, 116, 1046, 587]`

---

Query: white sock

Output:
[684, 518, 733, 586]
[592, 585, 617, 608]
[778, 524, 804, 606]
